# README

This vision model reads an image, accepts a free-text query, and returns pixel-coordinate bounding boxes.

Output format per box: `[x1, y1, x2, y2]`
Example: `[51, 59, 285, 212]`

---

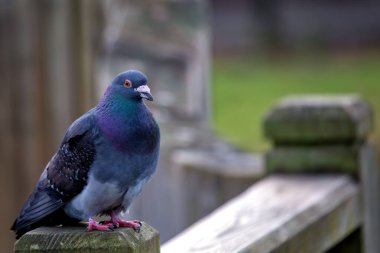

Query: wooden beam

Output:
[15, 223, 159, 253]
[162, 175, 361, 253]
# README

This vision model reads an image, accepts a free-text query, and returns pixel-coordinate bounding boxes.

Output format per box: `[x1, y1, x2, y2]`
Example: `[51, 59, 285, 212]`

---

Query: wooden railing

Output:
[162, 174, 360, 253]
[163, 95, 380, 253]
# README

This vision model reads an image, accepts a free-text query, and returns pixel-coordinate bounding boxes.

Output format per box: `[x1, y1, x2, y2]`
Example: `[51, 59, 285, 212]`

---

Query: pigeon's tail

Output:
[11, 188, 66, 239]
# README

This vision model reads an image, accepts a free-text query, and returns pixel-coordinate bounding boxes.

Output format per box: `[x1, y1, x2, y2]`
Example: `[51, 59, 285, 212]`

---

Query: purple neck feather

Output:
[95, 87, 158, 153]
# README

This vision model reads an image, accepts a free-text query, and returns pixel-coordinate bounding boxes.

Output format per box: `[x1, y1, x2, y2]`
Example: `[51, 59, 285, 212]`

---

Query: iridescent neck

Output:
[95, 87, 154, 151]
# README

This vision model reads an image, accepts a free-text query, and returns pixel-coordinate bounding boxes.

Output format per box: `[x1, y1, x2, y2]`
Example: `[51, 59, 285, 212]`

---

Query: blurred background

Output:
[1, 0, 380, 252]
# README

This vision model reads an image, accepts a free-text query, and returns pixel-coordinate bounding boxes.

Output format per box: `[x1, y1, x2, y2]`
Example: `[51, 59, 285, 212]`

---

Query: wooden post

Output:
[263, 95, 379, 252]
[264, 95, 373, 174]
[359, 144, 380, 253]
[14, 223, 160, 253]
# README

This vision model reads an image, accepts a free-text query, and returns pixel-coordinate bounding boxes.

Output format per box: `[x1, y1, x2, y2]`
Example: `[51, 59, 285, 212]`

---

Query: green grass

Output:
[212, 52, 380, 152]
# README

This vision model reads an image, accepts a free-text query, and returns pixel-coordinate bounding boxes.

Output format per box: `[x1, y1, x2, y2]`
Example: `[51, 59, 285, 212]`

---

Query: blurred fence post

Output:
[0, 1, 101, 252]
[14, 225, 159, 253]
[264, 95, 379, 252]
[98, 0, 211, 125]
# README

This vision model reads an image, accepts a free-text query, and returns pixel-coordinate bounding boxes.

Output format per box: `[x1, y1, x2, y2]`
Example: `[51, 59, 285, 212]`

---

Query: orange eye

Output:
[124, 80, 132, 88]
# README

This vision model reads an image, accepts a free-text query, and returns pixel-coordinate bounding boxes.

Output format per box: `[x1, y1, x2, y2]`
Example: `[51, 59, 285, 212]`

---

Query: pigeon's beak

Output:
[136, 85, 154, 101]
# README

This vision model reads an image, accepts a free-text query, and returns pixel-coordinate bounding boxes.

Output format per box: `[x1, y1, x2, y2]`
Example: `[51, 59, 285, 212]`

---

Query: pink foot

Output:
[109, 211, 142, 232]
[86, 218, 113, 232]
[115, 219, 142, 232]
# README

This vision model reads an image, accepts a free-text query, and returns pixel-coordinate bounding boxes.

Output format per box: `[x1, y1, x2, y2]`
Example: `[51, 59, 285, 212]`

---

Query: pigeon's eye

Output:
[124, 80, 132, 88]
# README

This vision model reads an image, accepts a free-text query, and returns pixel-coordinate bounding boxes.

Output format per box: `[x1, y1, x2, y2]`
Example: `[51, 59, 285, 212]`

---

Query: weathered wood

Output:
[264, 95, 373, 144]
[14, 223, 160, 253]
[266, 145, 360, 174]
[327, 228, 362, 253]
[172, 148, 264, 228]
[162, 175, 361, 253]
[359, 144, 380, 253]
[263, 95, 377, 252]
[172, 148, 264, 178]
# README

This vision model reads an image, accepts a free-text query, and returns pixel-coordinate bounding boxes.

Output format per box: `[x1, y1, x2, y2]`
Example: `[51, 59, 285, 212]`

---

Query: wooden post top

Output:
[264, 95, 373, 144]
[264, 95, 374, 174]
[14, 223, 160, 253]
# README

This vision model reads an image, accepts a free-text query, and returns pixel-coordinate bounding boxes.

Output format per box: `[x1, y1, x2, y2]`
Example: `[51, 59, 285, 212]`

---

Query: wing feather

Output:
[12, 110, 97, 238]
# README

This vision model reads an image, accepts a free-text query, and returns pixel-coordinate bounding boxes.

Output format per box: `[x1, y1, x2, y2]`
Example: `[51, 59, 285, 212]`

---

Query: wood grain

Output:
[15, 223, 159, 253]
[162, 175, 361, 253]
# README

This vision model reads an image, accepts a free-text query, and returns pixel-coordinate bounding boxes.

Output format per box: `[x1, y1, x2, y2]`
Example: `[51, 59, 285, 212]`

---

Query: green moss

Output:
[15, 224, 159, 253]
[266, 145, 360, 174]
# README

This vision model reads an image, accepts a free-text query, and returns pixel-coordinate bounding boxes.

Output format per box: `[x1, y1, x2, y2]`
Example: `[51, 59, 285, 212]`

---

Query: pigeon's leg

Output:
[86, 218, 113, 232]
[105, 210, 142, 232]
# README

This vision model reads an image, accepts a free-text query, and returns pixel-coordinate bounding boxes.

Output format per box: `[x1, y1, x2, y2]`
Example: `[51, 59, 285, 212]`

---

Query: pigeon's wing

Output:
[11, 110, 97, 238]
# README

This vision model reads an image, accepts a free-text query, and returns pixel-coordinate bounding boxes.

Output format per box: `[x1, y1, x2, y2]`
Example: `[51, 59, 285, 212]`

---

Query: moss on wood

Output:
[14, 223, 159, 253]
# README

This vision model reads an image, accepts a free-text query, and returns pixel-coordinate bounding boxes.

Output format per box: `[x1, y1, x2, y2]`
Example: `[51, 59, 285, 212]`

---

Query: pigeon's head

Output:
[110, 70, 153, 101]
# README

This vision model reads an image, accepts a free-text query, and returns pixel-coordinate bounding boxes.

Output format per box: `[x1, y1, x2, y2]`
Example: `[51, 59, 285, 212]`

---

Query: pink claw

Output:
[110, 211, 142, 232]
[115, 219, 142, 232]
[86, 218, 113, 232]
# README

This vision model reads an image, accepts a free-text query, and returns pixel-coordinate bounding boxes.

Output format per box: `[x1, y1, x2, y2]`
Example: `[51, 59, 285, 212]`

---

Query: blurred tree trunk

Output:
[0, 1, 102, 252]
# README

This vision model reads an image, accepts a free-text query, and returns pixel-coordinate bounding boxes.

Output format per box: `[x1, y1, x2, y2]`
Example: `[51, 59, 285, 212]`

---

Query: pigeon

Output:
[11, 70, 160, 239]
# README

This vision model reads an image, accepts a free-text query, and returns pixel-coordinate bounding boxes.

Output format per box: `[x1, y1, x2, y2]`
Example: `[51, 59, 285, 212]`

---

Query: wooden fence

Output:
[162, 95, 380, 253]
